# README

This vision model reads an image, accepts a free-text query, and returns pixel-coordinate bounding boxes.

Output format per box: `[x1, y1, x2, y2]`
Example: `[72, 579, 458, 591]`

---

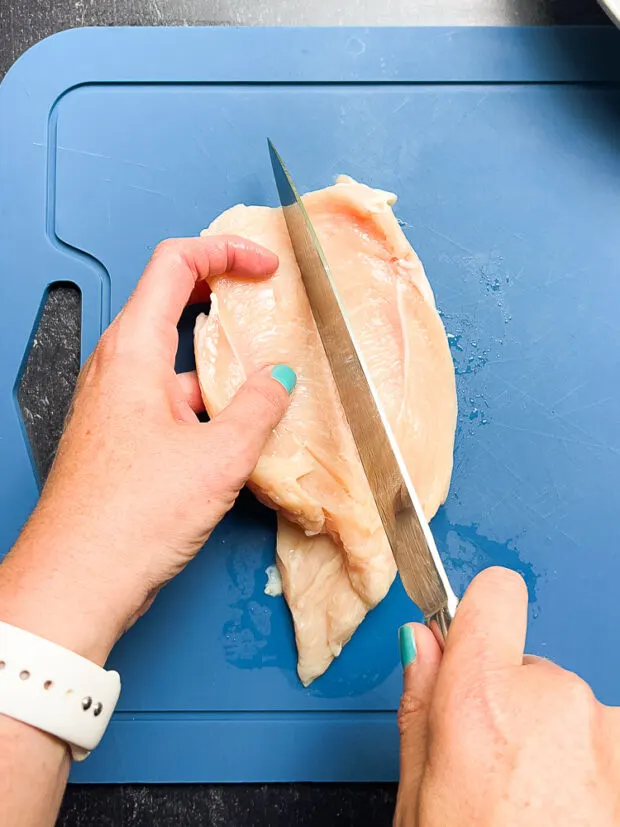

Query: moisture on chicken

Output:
[194, 176, 457, 685]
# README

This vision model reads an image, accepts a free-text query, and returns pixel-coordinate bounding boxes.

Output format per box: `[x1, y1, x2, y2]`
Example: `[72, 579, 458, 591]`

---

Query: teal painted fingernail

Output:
[399, 624, 417, 669]
[271, 364, 297, 394]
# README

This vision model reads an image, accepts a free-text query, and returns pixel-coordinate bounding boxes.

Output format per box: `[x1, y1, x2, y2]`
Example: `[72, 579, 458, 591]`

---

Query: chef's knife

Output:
[268, 140, 458, 642]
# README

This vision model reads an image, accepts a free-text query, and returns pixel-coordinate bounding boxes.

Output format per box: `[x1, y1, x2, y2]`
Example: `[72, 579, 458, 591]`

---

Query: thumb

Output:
[395, 623, 442, 826]
[202, 363, 296, 489]
[442, 566, 528, 680]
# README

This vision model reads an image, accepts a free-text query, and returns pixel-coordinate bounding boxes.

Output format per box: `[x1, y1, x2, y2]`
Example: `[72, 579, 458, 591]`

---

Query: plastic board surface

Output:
[1, 27, 620, 781]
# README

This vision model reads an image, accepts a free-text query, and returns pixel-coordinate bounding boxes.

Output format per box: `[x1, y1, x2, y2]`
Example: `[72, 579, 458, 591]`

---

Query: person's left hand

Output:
[0, 236, 295, 665]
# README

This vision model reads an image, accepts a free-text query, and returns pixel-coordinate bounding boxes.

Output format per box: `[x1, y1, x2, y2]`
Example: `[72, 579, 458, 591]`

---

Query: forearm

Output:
[0, 715, 69, 827]
[0, 513, 129, 827]
[0, 234, 288, 826]
[0, 548, 78, 827]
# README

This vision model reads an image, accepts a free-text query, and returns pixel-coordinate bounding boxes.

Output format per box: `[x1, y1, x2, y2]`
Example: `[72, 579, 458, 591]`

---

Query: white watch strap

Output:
[0, 620, 121, 761]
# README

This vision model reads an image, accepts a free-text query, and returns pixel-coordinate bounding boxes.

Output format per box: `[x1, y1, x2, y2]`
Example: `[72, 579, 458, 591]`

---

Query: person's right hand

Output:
[395, 567, 620, 826]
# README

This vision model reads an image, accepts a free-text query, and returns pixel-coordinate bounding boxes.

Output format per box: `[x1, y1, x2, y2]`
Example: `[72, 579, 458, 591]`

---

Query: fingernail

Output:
[399, 624, 417, 669]
[271, 364, 297, 395]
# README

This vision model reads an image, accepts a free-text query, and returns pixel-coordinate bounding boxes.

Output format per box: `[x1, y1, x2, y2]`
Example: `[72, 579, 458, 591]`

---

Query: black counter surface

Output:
[0, 1, 609, 823]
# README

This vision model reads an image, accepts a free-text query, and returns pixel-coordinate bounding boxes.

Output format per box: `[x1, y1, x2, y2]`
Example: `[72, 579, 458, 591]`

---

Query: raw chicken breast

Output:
[194, 177, 457, 685]
[275, 515, 368, 685]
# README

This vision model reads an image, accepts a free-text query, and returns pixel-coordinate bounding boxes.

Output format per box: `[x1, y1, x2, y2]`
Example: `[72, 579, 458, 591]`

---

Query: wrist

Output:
[0, 517, 137, 667]
[0, 558, 118, 667]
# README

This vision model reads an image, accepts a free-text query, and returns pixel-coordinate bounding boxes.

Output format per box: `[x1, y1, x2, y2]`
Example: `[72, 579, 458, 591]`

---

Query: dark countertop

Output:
[0, 1, 611, 83]
[0, 2, 611, 825]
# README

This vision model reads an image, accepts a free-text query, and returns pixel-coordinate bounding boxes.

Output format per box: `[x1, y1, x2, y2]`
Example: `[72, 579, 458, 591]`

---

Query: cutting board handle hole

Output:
[17, 282, 82, 486]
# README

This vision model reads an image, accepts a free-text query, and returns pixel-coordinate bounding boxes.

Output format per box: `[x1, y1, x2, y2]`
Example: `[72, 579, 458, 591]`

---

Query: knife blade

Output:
[268, 140, 458, 641]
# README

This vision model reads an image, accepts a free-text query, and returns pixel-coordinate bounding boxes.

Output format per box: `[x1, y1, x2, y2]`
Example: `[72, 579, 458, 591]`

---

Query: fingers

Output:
[396, 623, 443, 826]
[203, 364, 296, 487]
[123, 236, 279, 359]
[177, 371, 205, 414]
[443, 566, 528, 676]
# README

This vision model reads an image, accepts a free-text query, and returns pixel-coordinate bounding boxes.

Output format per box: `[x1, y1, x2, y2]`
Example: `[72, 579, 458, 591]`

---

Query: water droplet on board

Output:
[346, 36, 366, 56]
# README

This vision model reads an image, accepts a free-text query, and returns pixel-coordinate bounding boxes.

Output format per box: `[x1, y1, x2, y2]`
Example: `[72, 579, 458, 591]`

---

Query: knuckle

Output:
[398, 690, 428, 732]
[92, 315, 143, 374]
[153, 238, 185, 268]
[434, 671, 494, 742]
[202, 461, 237, 500]
[563, 672, 596, 712]
[251, 380, 286, 419]
[94, 325, 119, 364]
[204, 421, 256, 483]
[95, 319, 130, 363]
[210, 416, 249, 449]
[153, 238, 179, 256]
[440, 676, 477, 721]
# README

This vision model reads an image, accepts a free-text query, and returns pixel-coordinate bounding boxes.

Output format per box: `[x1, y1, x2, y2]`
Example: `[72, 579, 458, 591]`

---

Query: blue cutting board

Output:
[1, 26, 620, 783]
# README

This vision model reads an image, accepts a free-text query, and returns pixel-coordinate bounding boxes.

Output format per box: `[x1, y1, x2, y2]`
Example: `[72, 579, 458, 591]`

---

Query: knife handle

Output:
[427, 601, 458, 650]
